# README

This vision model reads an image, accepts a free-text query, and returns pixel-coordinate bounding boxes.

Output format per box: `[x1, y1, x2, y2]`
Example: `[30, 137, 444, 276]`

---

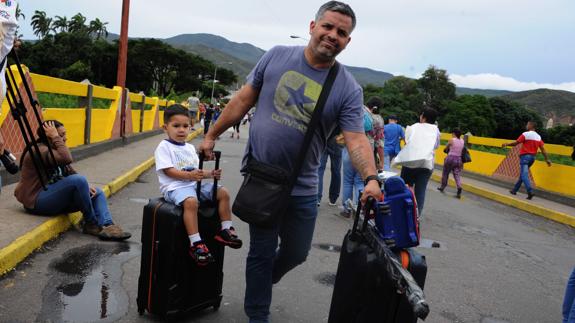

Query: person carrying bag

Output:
[232, 62, 340, 228]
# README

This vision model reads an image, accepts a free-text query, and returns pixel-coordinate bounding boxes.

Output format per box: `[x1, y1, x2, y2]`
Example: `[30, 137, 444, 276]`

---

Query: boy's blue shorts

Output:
[165, 182, 220, 206]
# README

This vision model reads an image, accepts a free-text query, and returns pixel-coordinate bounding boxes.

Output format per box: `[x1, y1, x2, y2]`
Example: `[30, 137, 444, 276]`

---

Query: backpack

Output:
[374, 176, 420, 249]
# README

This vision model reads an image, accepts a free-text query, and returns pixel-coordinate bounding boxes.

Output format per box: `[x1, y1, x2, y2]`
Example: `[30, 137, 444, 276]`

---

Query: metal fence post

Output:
[83, 84, 93, 145]
[140, 94, 146, 132]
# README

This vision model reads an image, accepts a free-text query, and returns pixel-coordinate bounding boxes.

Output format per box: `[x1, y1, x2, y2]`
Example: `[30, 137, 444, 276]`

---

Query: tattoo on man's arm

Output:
[349, 147, 370, 178]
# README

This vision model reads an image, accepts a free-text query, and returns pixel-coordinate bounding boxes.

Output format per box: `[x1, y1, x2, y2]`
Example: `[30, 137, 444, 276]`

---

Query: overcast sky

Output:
[19, 0, 575, 92]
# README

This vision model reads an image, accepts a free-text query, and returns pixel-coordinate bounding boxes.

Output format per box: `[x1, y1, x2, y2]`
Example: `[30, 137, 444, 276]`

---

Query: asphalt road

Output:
[0, 130, 574, 323]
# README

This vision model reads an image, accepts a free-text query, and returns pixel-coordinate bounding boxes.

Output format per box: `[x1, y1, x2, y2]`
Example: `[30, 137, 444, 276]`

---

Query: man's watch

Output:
[364, 174, 381, 187]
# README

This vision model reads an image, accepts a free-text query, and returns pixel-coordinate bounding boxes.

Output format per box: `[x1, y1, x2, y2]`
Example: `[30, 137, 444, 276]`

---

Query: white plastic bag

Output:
[392, 123, 438, 169]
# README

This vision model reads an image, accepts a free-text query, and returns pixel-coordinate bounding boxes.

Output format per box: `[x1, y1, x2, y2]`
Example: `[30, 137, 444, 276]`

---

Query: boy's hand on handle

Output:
[43, 121, 60, 140]
[212, 169, 222, 180]
[360, 181, 382, 204]
[189, 169, 204, 181]
[199, 139, 216, 160]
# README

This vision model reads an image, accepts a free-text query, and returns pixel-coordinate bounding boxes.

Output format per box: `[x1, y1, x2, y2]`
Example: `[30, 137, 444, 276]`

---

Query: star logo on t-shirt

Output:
[284, 83, 316, 110]
[272, 71, 322, 132]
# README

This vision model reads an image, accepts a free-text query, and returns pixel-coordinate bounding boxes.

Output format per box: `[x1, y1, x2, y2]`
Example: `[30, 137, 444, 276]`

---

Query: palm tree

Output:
[30, 10, 52, 39]
[68, 13, 87, 33]
[52, 15, 68, 33]
[15, 5, 25, 38]
[89, 18, 109, 40]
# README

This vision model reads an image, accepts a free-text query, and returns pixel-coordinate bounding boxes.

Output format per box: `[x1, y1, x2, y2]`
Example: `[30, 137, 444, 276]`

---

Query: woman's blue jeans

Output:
[400, 167, 432, 216]
[563, 267, 575, 323]
[341, 149, 363, 212]
[512, 154, 535, 193]
[30, 174, 113, 227]
[244, 195, 318, 323]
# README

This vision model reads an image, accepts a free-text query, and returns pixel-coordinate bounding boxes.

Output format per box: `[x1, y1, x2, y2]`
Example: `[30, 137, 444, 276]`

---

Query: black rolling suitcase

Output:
[328, 198, 429, 323]
[137, 151, 224, 317]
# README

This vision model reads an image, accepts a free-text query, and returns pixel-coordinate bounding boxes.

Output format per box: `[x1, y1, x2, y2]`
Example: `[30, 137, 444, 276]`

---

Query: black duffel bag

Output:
[232, 158, 291, 228]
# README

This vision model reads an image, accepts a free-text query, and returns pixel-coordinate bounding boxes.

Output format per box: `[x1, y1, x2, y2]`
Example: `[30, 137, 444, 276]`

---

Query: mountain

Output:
[163, 33, 393, 86]
[456, 87, 513, 97]
[500, 89, 575, 125]
[164, 33, 265, 65]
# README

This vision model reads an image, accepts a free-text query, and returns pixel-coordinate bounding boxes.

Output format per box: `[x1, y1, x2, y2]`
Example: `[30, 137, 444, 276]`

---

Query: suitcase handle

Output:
[197, 150, 221, 202]
[350, 196, 377, 241]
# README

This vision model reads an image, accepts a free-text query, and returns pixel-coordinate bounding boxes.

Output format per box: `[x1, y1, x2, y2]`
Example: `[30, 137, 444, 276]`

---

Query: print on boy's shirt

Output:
[273, 71, 322, 133]
[173, 149, 197, 170]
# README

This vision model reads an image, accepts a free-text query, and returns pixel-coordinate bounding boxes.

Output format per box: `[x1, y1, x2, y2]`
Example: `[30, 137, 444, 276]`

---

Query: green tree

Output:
[364, 76, 423, 125]
[30, 10, 52, 39]
[68, 13, 88, 34]
[89, 18, 108, 40]
[52, 16, 68, 33]
[545, 125, 575, 146]
[489, 97, 543, 139]
[418, 65, 456, 115]
[441, 95, 496, 136]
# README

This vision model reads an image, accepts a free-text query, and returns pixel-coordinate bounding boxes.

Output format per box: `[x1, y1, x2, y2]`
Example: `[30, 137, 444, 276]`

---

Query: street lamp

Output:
[210, 62, 232, 104]
[290, 35, 309, 41]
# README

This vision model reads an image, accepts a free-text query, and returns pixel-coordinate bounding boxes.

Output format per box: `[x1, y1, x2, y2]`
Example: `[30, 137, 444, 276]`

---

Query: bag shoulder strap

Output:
[289, 62, 340, 187]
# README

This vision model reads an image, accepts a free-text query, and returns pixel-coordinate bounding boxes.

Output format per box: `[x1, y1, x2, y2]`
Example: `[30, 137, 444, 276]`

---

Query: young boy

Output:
[155, 104, 242, 266]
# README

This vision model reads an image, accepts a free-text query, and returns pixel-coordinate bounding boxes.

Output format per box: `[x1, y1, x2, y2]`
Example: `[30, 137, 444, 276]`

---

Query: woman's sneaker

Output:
[214, 227, 243, 249]
[189, 241, 214, 266]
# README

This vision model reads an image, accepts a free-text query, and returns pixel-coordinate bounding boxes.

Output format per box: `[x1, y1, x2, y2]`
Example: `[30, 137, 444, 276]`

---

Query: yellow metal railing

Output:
[0, 65, 175, 149]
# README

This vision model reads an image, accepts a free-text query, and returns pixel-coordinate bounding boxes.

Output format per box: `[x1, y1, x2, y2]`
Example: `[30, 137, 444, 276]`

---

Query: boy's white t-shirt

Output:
[154, 140, 199, 194]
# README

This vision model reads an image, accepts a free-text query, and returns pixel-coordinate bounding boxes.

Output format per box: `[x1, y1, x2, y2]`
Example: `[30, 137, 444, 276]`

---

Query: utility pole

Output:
[117, 0, 130, 137]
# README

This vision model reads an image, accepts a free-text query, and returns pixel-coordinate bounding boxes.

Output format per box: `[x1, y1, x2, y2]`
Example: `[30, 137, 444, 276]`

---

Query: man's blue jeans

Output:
[30, 174, 113, 226]
[244, 195, 318, 323]
[564, 267, 575, 323]
[317, 140, 342, 203]
[341, 149, 363, 212]
[512, 154, 535, 194]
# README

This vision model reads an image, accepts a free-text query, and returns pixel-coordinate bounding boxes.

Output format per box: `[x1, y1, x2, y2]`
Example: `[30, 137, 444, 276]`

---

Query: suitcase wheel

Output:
[213, 296, 223, 311]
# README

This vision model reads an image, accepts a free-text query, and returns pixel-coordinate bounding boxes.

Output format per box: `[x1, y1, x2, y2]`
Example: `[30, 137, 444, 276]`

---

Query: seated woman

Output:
[14, 120, 131, 241]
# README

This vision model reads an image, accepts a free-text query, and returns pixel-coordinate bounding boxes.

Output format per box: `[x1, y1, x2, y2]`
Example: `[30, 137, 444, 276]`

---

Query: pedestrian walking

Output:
[341, 110, 373, 217]
[437, 128, 464, 198]
[198, 2, 381, 322]
[395, 108, 440, 216]
[317, 132, 343, 207]
[203, 104, 214, 136]
[502, 121, 551, 200]
[383, 115, 404, 171]
[366, 97, 385, 170]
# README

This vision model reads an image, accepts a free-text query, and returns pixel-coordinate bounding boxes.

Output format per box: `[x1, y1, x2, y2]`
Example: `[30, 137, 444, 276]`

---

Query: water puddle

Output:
[38, 243, 138, 322]
[314, 272, 337, 286]
[313, 243, 341, 253]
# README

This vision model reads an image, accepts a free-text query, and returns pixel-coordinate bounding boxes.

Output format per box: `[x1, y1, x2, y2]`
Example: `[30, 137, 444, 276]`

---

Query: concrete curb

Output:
[430, 173, 575, 228]
[0, 129, 202, 276]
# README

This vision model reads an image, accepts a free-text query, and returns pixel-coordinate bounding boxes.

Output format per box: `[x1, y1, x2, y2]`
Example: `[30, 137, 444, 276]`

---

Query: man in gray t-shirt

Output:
[200, 2, 381, 321]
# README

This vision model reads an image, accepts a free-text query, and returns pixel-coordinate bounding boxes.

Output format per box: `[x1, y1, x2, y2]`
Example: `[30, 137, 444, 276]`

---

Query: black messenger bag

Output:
[232, 62, 340, 228]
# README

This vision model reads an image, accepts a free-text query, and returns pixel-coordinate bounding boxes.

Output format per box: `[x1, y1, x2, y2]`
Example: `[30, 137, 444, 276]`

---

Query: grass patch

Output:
[37, 92, 112, 109]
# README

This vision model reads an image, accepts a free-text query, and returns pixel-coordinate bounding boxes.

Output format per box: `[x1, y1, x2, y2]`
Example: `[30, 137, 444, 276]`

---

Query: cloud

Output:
[450, 73, 575, 93]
